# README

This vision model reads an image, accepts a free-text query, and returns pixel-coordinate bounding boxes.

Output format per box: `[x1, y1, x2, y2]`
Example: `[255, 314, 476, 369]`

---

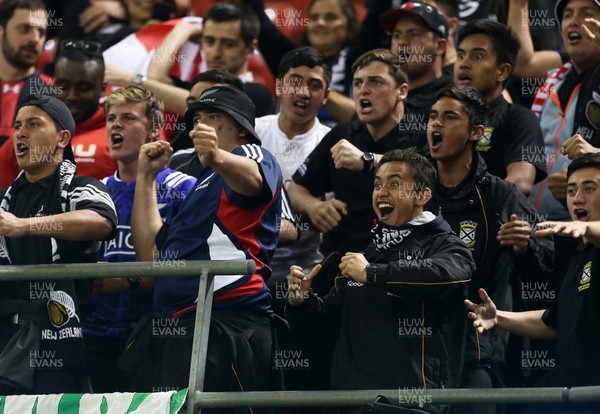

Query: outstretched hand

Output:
[535, 221, 588, 239]
[464, 288, 498, 334]
[287, 264, 321, 306]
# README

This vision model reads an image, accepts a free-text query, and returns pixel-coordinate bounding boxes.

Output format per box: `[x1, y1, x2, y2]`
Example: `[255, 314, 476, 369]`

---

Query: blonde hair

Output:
[104, 85, 164, 132]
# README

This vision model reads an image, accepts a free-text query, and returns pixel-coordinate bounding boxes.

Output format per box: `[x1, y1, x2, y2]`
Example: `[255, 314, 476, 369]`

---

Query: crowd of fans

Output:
[0, 0, 600, 413]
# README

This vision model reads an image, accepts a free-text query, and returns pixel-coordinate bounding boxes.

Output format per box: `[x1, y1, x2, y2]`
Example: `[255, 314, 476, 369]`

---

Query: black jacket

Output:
[285, 213, 474, 390]
[427, 152, 554, 368]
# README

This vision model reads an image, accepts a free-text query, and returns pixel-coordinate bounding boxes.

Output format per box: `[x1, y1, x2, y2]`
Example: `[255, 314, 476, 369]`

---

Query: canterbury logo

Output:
[199, 88, 219, 100]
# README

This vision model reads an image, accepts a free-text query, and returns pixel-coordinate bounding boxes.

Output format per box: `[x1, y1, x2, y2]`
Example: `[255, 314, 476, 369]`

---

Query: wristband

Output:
[365, 264, 378, 284]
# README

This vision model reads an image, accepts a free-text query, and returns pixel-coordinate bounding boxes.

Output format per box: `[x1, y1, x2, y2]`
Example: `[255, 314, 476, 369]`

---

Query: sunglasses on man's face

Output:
[59, 40, 102, 57]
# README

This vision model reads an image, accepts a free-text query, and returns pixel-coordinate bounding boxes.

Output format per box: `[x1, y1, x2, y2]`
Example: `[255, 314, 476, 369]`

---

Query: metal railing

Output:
[2, 262, 600, 413]
[192, 387, 600, 409]
[0, 260, 252, 414]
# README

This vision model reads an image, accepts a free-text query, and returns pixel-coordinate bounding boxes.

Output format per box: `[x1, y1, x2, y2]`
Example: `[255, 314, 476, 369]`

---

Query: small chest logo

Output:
[459, 221, 478, 249]
[578, 261, 592, 292]
[195, 172, 215, 191]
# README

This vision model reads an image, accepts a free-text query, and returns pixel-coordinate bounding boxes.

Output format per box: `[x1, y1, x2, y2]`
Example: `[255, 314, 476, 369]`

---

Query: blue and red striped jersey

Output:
[154, 144, 283, 318]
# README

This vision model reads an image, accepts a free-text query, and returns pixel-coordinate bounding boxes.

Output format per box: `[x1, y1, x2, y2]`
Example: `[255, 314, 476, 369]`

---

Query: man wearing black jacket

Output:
[286, 148, 474, 412]
[426, 85, 554, 414]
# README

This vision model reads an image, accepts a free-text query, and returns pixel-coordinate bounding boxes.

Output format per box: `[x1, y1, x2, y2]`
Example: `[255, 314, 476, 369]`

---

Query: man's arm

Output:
[536, 220, 600, 249]
[132, 141, 173, 261]
[287, 182, 347, 233]
[548, 168, 568, 207]
[79, 0, 126, 34]
[0, 210, 113, 241]
[506, 162, 536, 196]
[324, 91, 355, 123]
[285, 264, 342, 344]
[562, 134, 600, 160]
[278, 188, 298, 246]
[146, 19, 203, 85]
[104, 64, 189, 116]
[507, 0, 562, 79]
[191, 123, 265, 196]
[465, 288, 558, 340]
[340, 236, 474, 301]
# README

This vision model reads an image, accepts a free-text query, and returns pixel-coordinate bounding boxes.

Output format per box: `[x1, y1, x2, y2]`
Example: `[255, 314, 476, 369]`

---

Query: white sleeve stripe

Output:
[170, 174, 194, 189]
[69, 184, 114, 203]
[241, 144, 265, 163]
[251, 144, 264, 163]
[164, 172, 188, 188]
[281, 196, 293, 221]
[70, 189, 115, 211]
[247, 144, 258, 160]
[69, 185, 116, 211]
[69, 185, 114, 206]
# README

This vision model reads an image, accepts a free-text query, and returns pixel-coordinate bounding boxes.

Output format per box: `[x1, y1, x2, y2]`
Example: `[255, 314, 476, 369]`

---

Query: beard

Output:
[2, 35, 39, 70]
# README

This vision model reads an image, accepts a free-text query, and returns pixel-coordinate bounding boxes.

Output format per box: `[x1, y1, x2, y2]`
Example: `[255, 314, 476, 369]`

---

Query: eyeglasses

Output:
[59, 40, 102, 57]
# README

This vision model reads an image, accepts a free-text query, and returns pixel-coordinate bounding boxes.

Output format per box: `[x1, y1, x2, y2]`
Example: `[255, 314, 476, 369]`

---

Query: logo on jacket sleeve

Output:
[47, 290, 80, 328]
[459, 221, 478, 249]
[475, 127, 493, 151]
[578, 261, 592, 292]
[585, 91, 600, 130]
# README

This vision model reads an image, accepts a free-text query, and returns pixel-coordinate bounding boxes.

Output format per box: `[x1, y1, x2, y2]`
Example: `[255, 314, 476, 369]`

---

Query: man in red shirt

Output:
[0, 0, 51, 148]
[0, 40, 116, 188]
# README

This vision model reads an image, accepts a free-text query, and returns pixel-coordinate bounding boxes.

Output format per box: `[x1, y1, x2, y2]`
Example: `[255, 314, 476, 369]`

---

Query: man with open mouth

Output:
[289, 48, 427, 262]
[286, 148, 474, 413]
[0, 0, 53, 174]
[0, 95, 117, 395]
[467, 152, 600, 406]
[426, 84, 553, 414]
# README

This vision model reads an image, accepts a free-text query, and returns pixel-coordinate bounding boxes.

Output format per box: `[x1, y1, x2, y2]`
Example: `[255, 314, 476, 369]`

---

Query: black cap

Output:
[18, 95, 76, 162]
[380, 1, 449, 39]
[185, 86, 261, 145]
[555, 0, 600, 24]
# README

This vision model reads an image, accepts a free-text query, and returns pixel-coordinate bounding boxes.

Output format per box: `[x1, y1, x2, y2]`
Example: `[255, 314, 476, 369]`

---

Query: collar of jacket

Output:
[434, 150, 490, 200]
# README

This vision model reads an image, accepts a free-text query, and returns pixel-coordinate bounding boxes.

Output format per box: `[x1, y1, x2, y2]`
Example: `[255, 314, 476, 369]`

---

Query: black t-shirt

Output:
[292, 121, 425, 255]
[542, 242, 600, 387]
[406, 75, 454, 119]
[404, 76, 454, 145]
[477, 95, 547, 183]
[459, 0, 493, 20]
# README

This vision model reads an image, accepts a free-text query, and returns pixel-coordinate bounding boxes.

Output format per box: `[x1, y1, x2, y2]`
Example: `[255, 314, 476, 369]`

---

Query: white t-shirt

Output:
[255, 114, 330, 188]
[255, 113, 331, 290]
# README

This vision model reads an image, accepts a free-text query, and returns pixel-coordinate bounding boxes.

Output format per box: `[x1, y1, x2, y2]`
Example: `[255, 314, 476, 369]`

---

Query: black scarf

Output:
[0, 161, 86, 390]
